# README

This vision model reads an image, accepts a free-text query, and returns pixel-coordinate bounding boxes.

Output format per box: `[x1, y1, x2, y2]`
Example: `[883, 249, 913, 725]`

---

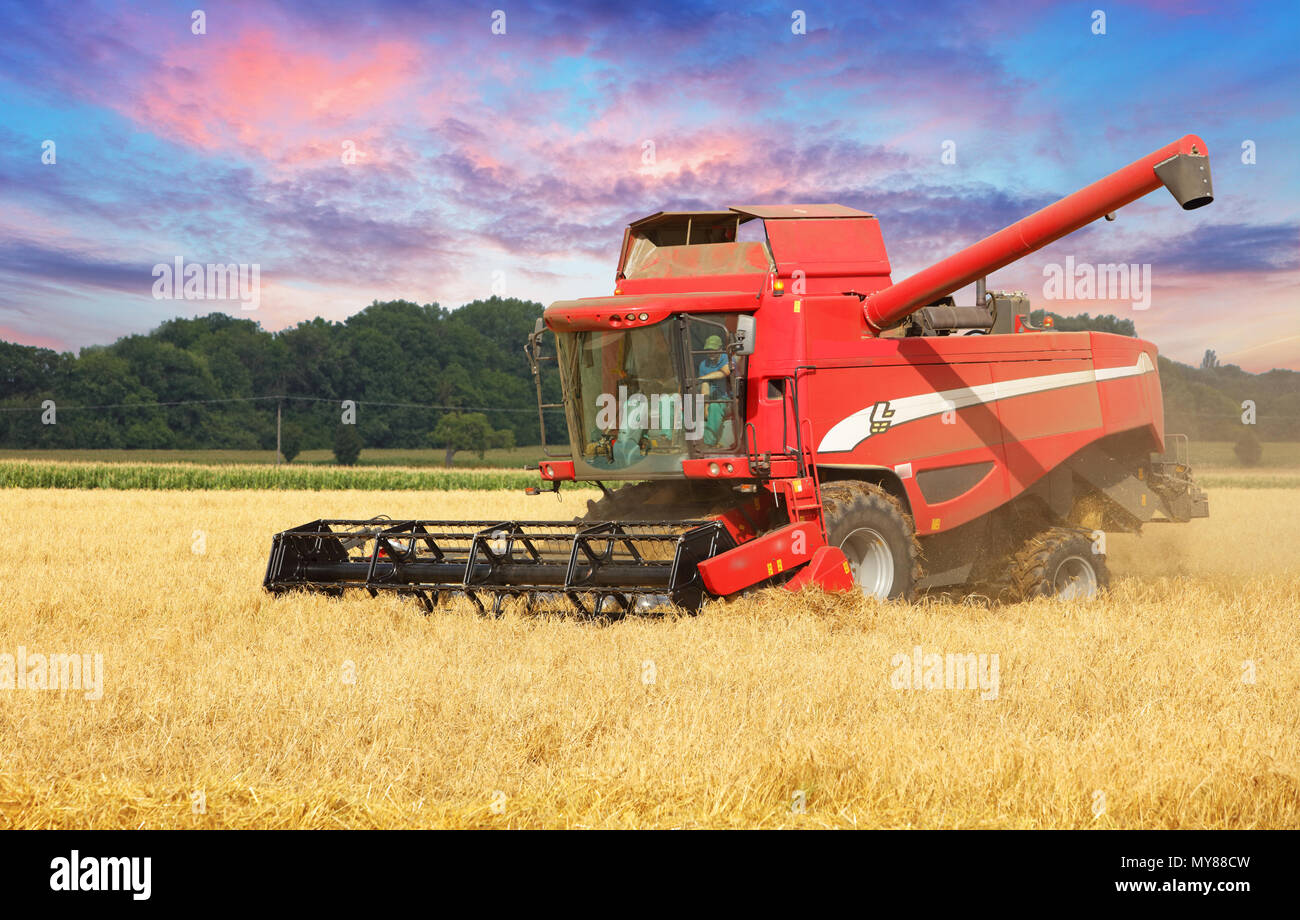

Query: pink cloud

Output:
[0, 325, 67, 351]
[127, 28, 425, 164]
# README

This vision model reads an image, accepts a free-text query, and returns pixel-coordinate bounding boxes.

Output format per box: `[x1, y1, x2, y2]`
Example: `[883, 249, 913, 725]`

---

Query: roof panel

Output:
[730, 204, 874, 219]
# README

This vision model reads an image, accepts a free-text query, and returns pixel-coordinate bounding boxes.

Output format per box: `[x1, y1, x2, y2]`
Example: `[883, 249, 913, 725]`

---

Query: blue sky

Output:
[0, 0, 1297, 369]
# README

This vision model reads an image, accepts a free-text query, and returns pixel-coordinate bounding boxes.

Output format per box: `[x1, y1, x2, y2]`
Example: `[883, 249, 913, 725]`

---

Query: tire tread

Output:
[819, 480, 922, 599]
[1009, 526, 1110, 601]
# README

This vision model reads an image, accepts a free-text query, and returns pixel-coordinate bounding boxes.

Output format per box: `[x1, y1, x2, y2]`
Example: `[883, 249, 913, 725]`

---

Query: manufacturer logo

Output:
[869, 401, 895, 434]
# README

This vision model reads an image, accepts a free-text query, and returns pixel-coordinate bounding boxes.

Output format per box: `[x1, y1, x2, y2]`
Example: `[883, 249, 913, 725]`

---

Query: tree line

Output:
[0, 303, 1295, 454]
[0, 298, 561, 454]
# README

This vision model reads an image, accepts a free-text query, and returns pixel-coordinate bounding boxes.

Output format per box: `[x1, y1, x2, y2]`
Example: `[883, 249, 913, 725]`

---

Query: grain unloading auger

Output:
[266, 135, 1212, 615]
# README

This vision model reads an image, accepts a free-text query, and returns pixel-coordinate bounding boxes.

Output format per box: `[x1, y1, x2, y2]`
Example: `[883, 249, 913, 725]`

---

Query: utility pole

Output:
[276, 401, 282, 465]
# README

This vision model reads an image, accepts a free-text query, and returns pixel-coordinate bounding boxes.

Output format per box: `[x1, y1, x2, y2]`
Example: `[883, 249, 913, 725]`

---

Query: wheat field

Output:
[0, 486, 1296, 828]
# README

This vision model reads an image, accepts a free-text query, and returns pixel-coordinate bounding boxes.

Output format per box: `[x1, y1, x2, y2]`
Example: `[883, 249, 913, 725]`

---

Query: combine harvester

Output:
[265, 135, 1212, 615]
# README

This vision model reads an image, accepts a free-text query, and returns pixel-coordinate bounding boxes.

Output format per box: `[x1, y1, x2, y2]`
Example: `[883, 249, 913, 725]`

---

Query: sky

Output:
[0, 0, 1297, 370]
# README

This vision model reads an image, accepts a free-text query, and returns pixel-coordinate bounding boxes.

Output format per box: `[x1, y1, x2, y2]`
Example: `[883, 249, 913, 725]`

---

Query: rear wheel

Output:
[1010, 528, 1110, 601]
[819, 481, 920, 600]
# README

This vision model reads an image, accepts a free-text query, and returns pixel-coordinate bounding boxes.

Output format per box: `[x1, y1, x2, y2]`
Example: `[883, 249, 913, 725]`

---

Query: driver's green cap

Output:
[704, 334, 723, 350]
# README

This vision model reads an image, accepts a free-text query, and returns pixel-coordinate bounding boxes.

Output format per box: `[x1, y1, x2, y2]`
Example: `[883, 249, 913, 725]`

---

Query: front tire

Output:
[819, 481, 920, 600]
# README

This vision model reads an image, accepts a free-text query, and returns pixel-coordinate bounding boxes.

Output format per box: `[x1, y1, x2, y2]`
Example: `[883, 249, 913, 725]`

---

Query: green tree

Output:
[333, 424, 362, 466]
[1030, 311, 1137, 337]
[1234, 429, 1263, 467]
[430, 412, 511, 467]
[279, 421, 304, 463]
[124, 415, 176, 449]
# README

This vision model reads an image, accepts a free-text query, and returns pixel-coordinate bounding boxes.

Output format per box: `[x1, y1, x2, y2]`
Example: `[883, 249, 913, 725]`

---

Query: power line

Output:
[0, 394, 563, 414]
[0, 396, 271, 412]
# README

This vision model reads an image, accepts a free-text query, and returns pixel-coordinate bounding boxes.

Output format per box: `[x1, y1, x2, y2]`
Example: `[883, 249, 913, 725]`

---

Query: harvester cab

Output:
[266, 135, 1213, 615]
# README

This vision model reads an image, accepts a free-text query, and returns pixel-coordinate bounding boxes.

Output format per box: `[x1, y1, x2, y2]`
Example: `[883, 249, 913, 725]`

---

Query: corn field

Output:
[1, 459, 1296, 492]
[0, 460, 537, 491]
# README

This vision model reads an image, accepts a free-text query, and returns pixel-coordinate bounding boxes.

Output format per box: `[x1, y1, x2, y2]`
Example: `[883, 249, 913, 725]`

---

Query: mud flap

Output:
[696, 520, 824, 595]
[783, 545, 855, 593]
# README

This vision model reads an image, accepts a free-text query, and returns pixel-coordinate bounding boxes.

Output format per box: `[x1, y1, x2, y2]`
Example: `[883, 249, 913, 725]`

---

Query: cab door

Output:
[681, 314, 746, 453]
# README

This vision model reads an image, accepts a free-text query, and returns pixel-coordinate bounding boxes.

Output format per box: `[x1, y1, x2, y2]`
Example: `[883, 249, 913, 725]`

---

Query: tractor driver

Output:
[697, 334, 731, 446]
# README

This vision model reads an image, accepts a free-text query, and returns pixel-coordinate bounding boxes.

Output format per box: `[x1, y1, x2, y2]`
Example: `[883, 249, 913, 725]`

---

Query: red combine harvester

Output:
[265, 135, 1212, 615]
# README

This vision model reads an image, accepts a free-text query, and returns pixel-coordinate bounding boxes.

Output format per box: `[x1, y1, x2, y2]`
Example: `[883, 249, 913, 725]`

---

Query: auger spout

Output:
[863, 134, 1213, 332]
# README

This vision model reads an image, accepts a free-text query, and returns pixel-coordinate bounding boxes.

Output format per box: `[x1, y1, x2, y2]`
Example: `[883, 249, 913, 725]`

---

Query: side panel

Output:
[805, 332, 1162, 533]
[993, 355, 1101, 496]
[1093, 334, 1164, 451]
[807, 357, 1010, 530]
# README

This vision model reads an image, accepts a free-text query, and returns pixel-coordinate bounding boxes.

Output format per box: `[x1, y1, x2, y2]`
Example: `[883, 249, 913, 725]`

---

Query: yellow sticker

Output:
[776, 558, 784, 573]
[1141, 493, 1147, 506]
[793, 479, 802, 492]
[842, 561, 850, 574]
[793, 300, 802, 313]
[766, 562, 774, 576]
[931, 518, 941, 530]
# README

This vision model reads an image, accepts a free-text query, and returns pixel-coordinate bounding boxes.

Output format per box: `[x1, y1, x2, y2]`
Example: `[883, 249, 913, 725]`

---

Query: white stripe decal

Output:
[817, 352, 1154, 453]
